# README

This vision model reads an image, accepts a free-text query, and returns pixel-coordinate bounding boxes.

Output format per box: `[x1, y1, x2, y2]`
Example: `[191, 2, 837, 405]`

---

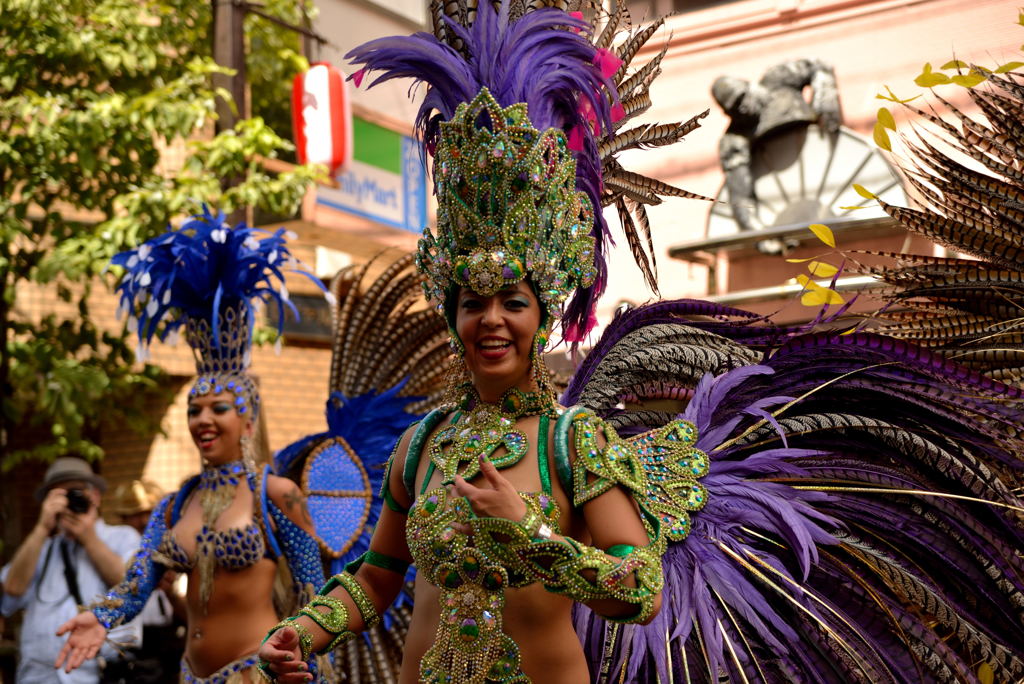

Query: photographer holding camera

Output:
[1, 457, 142, 683]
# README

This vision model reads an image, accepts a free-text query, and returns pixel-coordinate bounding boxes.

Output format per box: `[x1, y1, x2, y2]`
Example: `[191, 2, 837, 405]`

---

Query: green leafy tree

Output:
[0, 0, 321, 469]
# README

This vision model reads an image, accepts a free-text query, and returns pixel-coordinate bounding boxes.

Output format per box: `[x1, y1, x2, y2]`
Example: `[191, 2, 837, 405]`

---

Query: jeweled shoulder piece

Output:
[418, 88, 597, 314]
[627, 419, 709, 543]
[570, 411, 709, 544]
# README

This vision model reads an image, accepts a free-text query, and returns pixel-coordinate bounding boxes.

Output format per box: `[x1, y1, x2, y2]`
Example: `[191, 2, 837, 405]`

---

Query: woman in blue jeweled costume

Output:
[55, 212, 329, 684]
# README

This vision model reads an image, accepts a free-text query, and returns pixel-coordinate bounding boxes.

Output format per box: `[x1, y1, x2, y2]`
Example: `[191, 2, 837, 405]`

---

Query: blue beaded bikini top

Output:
[153, 464, 268, 572]
[155, 521, 266, 572]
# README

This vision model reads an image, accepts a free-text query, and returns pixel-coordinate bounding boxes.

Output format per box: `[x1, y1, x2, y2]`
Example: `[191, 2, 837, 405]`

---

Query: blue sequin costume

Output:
[92, 464, 325, 680]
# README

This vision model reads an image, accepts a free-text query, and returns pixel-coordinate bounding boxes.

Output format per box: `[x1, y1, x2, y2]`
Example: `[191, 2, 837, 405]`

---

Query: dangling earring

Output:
[530, 327, 557, 406]
[443, 354, 473, 408]
[443, 332, 473, 407]
[240, 432, 257, 472]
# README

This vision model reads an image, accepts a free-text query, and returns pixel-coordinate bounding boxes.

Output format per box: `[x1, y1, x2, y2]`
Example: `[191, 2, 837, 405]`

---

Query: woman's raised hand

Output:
[453, 455, 529, 522]
[258, 625, 313, 683]
[54, 611, 107, 673]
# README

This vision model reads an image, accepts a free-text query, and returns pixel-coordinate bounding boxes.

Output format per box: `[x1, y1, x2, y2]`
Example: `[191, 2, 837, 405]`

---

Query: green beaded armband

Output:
[264, 617, 315, 662]
[344, 549, 411, 575]
[469, 513, 663, 624]
[364, 549, 411, 574]
[322, 572, 380, 629]
[299, 593, 356, 651]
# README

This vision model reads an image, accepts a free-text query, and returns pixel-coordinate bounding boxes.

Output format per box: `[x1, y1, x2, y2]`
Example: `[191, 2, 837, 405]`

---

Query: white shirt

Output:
[1, 520, 143, 684]
[137, 590, 174, 628]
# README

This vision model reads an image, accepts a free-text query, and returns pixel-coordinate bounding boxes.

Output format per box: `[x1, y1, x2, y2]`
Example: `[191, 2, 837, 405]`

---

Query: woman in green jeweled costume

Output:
[257, 66, 675, 684]
[260, 275, 666, 683]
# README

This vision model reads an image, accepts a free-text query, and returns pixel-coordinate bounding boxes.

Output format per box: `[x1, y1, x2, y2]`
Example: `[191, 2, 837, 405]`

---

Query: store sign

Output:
[292, 63, 352, 175]
[315, 117, 427, 233]
[266, 293, 333, 341]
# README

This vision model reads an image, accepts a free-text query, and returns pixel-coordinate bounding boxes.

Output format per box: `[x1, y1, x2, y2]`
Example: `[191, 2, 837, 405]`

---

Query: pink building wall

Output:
[595, 0, 1021, 324]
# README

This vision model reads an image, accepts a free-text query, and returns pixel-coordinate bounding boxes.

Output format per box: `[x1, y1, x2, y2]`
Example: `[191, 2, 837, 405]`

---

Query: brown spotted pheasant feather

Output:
[859, 71, 1024, 385]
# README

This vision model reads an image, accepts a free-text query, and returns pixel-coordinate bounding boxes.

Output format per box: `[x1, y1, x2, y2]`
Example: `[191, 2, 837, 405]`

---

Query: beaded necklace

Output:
[428, 386, 557, 484]
[195, 458, 254, 611]
[413, 386, 559, 683]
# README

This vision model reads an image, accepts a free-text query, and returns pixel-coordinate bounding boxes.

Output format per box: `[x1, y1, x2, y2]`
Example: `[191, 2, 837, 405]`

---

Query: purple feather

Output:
[347, 0, 617, 334]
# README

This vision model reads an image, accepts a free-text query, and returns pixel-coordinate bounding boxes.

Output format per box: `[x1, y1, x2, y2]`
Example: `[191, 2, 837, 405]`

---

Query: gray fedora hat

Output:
[34, 457, 107, 501]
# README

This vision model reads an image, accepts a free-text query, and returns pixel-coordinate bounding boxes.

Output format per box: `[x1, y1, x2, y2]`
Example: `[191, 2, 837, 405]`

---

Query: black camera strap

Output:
[59, 539, 85, 607]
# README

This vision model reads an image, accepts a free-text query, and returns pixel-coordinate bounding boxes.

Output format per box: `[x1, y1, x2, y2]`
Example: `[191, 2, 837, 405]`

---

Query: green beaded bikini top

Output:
[405, 391, 563, 588]
[406, 485, 561, 590]
[396, 397, 709, 684]
[403, 398, 565, 684]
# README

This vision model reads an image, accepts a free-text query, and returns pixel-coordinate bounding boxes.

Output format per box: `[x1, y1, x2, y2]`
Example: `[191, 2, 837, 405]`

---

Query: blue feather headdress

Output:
[112, 207, 331, 417]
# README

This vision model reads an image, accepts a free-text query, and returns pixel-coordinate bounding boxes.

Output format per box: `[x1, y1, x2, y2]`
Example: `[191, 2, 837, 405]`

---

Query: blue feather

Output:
[111, 207, 329, 353]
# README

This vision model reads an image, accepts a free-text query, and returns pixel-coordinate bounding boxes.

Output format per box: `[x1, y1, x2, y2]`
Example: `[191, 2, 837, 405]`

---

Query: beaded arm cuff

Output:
[92, 494, 174, 629]
[469, 513, 664, 624]
[300, 595, 356, 652]
[262, 617, 315, 662]
[320, 572, 381, 630]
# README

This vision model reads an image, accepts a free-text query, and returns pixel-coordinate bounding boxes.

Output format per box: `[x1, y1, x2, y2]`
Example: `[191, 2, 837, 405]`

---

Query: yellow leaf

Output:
[1018, 9, 1024, 26]
[875, 86, 921, 104]
[800, 288, 845, 307]
[853, 184, 878, 200]
[951, 73, 988, 88]
[785, 257, 816, 263]
[995, 61, 1024, 73]
[877, 107, 896, 130]
[808, 223, 836, 247]
[873, 120, 892, 151]
[942, 60, 969, 70]
[808, 261, 839, 277]
[915, 63, 952, 88]
[839, 205, 868, 211]
[978, 663, 994, 684]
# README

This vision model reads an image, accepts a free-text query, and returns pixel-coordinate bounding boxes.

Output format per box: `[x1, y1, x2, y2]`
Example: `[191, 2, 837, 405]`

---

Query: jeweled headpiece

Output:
[112, 207, 329, 417]
[349, 0, 710, 338]
[419, 88, 597, 315]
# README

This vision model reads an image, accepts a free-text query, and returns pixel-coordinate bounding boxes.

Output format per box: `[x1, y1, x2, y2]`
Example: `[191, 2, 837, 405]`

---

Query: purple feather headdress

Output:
[346, 0, 619, 336]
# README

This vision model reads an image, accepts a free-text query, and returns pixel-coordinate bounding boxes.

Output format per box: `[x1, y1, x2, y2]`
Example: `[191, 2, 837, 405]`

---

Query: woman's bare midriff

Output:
[400, 576, 590, 684]
[183, 558, 279, 678]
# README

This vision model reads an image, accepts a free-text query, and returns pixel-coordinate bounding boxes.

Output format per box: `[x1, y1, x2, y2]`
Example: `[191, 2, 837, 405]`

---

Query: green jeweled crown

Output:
[417, 88, 597, 316]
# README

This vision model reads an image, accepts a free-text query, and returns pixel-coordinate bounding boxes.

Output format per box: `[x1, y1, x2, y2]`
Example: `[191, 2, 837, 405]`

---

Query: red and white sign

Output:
[292, 62, 353, 175]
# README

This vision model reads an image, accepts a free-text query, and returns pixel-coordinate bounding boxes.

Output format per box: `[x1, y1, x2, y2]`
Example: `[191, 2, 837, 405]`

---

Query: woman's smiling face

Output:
[455, 281, 542, 401]
[187, 392, 253, 464]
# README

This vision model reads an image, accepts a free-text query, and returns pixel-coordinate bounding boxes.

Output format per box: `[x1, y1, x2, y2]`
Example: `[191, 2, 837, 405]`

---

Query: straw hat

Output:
[108, 479, 164, 515]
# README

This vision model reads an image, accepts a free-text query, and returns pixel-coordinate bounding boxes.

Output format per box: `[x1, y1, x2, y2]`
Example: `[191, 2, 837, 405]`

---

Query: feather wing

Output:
[567, 300, 1024, 683]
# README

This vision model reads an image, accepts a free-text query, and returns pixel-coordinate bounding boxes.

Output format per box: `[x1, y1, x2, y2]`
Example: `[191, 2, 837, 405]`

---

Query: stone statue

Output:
[712, 58, 842, 234]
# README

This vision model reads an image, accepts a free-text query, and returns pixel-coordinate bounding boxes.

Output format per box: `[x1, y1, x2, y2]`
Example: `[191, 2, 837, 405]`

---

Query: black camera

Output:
[65, 488, 91, 514]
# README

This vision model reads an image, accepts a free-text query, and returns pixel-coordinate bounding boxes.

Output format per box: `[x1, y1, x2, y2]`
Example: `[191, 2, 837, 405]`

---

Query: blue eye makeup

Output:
[505, 296, 529, 309]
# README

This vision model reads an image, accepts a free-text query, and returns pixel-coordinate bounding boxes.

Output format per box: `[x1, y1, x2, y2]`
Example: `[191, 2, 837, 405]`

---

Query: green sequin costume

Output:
[396, 394, 708, 683]
[265, 1, 715, 681]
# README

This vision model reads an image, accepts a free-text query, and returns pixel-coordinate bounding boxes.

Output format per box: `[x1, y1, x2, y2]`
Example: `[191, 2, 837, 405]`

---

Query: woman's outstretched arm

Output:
[259, 427, 416, 683]
[55, 493, 175, 672]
